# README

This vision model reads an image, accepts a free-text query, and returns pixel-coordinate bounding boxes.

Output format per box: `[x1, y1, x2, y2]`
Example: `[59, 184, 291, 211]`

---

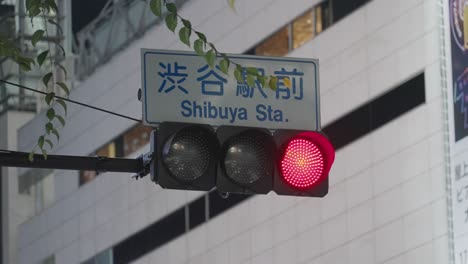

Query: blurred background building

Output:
[1, 0, 465, 263]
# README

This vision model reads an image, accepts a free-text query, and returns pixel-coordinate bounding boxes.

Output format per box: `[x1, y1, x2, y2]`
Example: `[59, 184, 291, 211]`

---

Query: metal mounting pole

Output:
[0, 150, 143, 173]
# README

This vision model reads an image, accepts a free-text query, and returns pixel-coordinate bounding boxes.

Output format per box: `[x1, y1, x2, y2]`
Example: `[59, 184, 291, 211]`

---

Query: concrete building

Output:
[0, 1, 72, 264]
[8, 0, 465, 263]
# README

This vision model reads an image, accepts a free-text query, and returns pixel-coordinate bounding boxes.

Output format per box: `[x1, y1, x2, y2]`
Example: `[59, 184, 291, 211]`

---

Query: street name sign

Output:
[141, 49, 320, 130]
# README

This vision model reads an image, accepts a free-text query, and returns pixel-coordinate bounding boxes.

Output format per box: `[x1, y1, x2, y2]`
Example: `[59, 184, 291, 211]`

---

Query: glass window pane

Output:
[255, 26, 290, 56]
[315, 6, 323, 34]
[292, 10, 315, 49]
[42, 172, 54, 210]
[321, 1, 332, 30]
[80, 170, 98, 186]
[95, 248, 113, 264]
[96, 142, 116, 158]
[41, 255, 55, 264]
[123, 125, 152, 156]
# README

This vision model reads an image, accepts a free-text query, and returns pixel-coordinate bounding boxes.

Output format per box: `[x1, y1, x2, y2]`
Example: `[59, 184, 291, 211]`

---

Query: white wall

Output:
[1, 111, 35, 264]
[16, 0, 449, 263]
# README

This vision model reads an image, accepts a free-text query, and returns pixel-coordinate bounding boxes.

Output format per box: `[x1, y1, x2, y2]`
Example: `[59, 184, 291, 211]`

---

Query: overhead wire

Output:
[0, 79, 142, 122]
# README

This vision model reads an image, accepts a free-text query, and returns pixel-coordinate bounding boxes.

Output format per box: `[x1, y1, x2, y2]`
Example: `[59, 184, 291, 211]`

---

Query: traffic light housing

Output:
[152, 122, 335, 197]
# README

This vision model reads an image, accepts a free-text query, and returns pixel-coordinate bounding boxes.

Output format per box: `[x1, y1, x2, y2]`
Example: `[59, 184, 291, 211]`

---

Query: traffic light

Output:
[273, 130, 334, 197]
[152, 122, 335, 197]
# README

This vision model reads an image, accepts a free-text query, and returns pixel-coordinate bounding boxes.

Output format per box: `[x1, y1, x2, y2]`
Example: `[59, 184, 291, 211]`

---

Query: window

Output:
[254, 0, 335, 56]
[255, 26, 290, 56]
[332, 0, 369, 22]
[315, 1, 332, 34]
[79, 124, 153, 186]
[293, 10, 315, 49]
[40, 255, 55, 264]
[82, 248, 113, 264]
[123, 125, 152, 156]
[18, 170, 55, 219]
[79, 170, 98, 185]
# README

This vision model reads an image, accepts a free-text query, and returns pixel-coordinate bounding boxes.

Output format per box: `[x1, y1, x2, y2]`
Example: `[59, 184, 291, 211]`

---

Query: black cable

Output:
[1, 79, 142, 122]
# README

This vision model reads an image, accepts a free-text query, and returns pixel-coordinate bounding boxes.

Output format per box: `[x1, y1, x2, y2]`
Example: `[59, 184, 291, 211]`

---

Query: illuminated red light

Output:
[280, 138, 325, 189]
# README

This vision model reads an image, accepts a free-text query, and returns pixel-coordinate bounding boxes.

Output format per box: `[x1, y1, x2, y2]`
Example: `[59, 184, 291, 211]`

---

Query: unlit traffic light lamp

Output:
[153, 122, 335, 197]
[156, 122, 219, 191]
[216, 126, 275, 194]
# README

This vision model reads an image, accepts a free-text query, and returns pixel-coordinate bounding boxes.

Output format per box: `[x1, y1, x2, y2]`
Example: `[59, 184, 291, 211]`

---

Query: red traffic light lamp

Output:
[274, 130, 335, 197]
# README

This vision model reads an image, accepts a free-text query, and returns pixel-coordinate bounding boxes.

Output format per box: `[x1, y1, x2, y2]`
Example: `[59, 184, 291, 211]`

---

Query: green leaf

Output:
[46, 108, 55, 121]
[56, 63, 67, 79]
[26, 0, 34, 10]
[56, 42, 66, 57]
[179, 27, 191, 47]
[208, 43, 216, 52]
[45, 139, 53, 149]
[38, 136, 45, 149]
[228, 0, 236, 10]
[46, 0, 58, 12]
[28, 151, 34, 162]
[45, 122, 53, 134]
[165, 13, 177, 32]
[28, 5, 40, 18]
[31, 29, 44, 47]
[246, 74, 256, 87]
[221, 53, 229, 61]
[283, 77, 292, 88]
[269, 76, 278, 90]
[166, 2, 177, 13]
[246, 67, 258, 75]
[47, 19, 63, 34]
[234, 68, 243, 83]
[258, 76, 267, 88]
[205, 49, 216, 68]
[51, 129, 60, 141]
[236, 64, 243, 72]
[56, 82, 70, 96]
[45, 92, 55, 105]
[16, 56, 35, 71]
[194, 39, 204, 56]
[181, 19, 191, 29]
[37, 50, 49, 66]
[55, 114, 65, 127]
[42, 72, 53, 87]
[17, 61, 32, 71]
[150, 0, 162, 16]
[219, 58, 230, 75]
[25, 0, 40, 17]
[41, 148, 48, 160]
[0, 39, 19, 57]
[55, 99, 67, 115]
[195, 31, 207, 43]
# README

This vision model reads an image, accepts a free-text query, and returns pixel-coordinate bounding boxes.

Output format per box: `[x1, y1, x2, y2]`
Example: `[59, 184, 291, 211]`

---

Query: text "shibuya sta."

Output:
[180, 100, 289, 123]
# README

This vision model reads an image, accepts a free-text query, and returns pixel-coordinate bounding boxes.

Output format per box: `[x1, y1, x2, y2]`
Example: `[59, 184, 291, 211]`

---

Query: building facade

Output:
[11, 0, 458, 263]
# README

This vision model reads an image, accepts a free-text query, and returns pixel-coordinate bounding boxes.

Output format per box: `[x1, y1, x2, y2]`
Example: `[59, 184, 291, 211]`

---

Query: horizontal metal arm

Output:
[0, 150, 143, 173]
